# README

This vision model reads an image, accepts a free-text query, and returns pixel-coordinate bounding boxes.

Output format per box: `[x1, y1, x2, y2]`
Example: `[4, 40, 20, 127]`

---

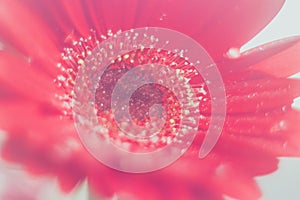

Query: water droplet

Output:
[159, 13, 167, 21]
[227, 47, 241, 59]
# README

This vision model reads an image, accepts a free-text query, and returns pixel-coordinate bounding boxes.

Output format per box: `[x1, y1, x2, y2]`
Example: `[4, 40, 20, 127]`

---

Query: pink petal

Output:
[60, 0, 92, 37]
[220, 36, 300, 77]
[198, 78, 300, 114]
[15, 0, 285, 61]
[249, 38, 300, 77]
[0, 0, 60, 76]
[225, 78, 300, 113]
[0, 51, 60, 103]
[212, 162, 262, 200]
[228, 110, 300, 156]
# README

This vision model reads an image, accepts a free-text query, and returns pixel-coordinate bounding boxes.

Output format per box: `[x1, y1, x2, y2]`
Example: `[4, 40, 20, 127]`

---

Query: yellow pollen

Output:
[78, 59, 84, 65]
[123, 54, 130, 59]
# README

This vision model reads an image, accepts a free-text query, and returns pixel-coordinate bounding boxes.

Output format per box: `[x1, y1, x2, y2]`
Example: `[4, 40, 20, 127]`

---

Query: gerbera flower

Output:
[0, 0, 300, 199]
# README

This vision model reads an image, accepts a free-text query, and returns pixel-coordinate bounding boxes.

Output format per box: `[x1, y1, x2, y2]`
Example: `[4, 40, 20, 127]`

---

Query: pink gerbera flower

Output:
[0, 0, 300, 199]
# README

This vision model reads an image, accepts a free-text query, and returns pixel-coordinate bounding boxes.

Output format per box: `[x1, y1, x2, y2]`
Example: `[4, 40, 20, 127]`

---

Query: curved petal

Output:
[13, 0, 285, 61]
[158, 0, 284, 62]
[220, 36, 300, 77]
[0, 0, 60, 76]
[249, 38, 300, 77]
[198, 77, 300, 114]
[225, 78, 300, 113]
[212, 163, 262, 200]
[0, 51, 61, 103]
[60, 0, 92, 37]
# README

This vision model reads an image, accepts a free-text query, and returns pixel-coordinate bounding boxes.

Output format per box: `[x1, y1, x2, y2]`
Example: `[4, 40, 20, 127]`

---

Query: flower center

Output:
[55, 29, 209, 152]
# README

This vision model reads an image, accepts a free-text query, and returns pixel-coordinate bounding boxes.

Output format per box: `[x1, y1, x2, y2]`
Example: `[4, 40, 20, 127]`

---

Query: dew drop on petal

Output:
[159, 13, 167, 21]
[226, 47, 241, 59]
